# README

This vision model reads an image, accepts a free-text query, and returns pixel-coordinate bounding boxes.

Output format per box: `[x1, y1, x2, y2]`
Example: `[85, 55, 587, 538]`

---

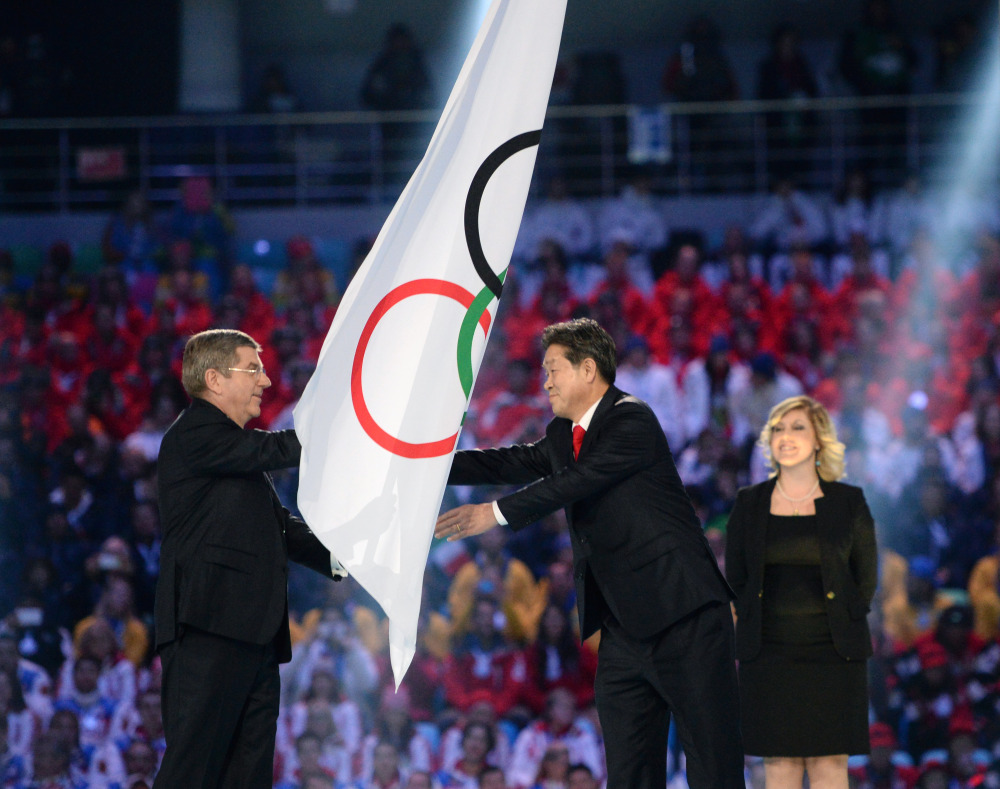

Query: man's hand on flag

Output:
[435, 503, 498, 542]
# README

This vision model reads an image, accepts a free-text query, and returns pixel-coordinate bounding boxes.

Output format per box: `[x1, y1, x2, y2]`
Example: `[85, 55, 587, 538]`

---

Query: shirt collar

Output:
[574, 398, 601, 432]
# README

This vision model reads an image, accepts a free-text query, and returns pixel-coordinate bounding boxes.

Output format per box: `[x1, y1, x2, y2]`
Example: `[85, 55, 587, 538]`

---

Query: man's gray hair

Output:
[181, 329, 261, 398]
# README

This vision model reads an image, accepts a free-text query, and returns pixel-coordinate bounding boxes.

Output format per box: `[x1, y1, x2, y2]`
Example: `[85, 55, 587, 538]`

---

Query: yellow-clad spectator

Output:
[968, 522, 1000, 640]
[882, 555, 955, 649]
[74, 574, 149, 668]
[447, 527, 548, 643]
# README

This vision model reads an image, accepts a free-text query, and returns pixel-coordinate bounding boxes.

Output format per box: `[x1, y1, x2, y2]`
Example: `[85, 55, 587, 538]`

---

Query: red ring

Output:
[352, 278, 491, 458]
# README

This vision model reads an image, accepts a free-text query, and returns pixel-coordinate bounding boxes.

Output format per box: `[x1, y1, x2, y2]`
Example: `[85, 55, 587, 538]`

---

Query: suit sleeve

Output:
[724, 489, 749, 598]
[726, 491, 747, 598]
[449, 438, 554, 486]
[284, 510, 337, 580]
[181, 420, 301, 476]
[494, 405, 659, 528]
[849, 488, 878, 607]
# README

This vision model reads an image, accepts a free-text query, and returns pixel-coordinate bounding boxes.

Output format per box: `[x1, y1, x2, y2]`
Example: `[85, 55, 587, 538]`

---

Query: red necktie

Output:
[573, 424, 586, 460]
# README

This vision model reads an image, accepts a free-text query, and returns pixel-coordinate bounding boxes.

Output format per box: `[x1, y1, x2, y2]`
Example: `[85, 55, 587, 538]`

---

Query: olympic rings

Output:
[351, 279, 491, 459]
[351, 130, 542, 459]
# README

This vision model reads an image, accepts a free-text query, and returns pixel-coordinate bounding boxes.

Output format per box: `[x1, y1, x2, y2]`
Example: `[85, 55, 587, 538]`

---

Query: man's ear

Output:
[204, 368, 224, 395]
[583, 358, 598, 383]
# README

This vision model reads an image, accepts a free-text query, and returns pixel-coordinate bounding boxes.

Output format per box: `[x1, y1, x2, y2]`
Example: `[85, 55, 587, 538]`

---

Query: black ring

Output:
[464, 129, 543, 299]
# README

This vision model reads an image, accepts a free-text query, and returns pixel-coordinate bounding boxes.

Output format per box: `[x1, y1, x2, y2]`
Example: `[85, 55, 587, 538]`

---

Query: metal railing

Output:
[0, 93, 984, 212]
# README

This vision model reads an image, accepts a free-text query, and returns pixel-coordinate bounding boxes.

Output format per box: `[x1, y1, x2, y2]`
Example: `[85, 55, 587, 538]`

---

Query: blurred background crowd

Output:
[0, 0, 999, 787]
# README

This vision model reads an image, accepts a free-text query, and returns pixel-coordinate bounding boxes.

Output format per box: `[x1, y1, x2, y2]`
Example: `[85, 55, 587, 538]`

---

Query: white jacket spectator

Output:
[828, 235, 891, 289]
[58, 654, 136, 711]
[3, 705, 33, 757]
[281, 614, 379, 712]
[831, 195, 876, 249]
[830, 170, 877, 248]
[439, 720, 511, 775]
[356, 731, 435, 784]
[507, 717, 603, 789]
[871, 174, 936, 255]
[863, 408, 928, 502]
[932, 183, 1000, 259]
[597, 183, 667, 255]
[0, 635, 54, 725]
[676, 343, 751, 447]
[749, 180, 828, 251]
[937, 411, 986, 496]
[615, 336, 686, 451]
[767, 250, 829, 293]
[282, 694, 364, 762]
[519, 179, 596, 261]
[276, 701, 353, 785]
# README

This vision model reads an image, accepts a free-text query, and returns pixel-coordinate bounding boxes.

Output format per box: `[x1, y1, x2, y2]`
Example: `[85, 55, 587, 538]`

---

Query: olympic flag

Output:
[293, 0, 567, 686]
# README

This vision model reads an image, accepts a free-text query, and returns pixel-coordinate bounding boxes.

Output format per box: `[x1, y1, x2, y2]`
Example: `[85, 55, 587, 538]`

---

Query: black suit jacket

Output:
[154, 397, 335, 663]
[450, 386, 732, 641]
[724, 477, 878, 661]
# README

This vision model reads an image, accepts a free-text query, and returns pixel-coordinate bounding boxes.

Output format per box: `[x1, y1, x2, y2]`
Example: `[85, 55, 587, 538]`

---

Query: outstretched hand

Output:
[435, 503, 498, 542]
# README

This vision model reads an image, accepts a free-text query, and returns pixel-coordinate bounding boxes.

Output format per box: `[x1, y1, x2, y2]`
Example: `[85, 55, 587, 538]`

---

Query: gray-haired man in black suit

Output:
[153, 329, 345, 789]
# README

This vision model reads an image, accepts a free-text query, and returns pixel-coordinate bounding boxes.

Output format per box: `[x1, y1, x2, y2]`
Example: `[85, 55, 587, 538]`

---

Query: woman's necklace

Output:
[775, 477, 820, 515]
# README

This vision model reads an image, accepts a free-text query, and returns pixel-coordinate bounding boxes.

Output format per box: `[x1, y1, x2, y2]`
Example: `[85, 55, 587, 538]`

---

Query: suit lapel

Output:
[577, 386, 620, 459]
[750, 477, 777, 570]
[553, 418, 574, 466]
[753, 477, 777, 520]
[814, 479, 844, 558]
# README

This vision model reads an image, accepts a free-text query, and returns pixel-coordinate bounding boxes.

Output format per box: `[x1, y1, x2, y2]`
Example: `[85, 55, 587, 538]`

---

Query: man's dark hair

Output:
[478, 765, 505, 785]
[32, 731, 72, 767]
[296, 731, 323, 750]
[0, 667, 26, 712]
[74, 655, 102, 672]
[462, 720, 496, 753]
[567, 764, 594, 778]
[541, 318, 617, 385]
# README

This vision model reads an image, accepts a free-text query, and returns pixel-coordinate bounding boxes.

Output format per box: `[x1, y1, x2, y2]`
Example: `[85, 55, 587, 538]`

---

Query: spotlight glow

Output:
[938, 14, 1000, 251]
[437, 0, 496, 102]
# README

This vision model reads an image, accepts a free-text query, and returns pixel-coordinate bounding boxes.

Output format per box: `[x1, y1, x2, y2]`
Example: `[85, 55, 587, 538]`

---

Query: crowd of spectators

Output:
[0, 164, 999, 789]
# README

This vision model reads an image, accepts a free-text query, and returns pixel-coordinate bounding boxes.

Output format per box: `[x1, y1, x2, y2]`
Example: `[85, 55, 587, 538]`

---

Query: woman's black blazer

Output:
[724, 477, 878, 661]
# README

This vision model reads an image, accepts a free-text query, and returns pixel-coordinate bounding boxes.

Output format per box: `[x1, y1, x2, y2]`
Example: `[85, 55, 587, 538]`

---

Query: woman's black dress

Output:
[739, 513, 870, 757]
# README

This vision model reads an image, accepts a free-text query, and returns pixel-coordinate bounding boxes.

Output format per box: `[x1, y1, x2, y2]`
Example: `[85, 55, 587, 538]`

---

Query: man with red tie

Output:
[436, 318, 743, 789]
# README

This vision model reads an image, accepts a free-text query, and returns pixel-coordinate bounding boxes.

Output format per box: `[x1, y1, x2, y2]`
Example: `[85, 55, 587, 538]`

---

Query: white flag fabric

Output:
[294, 0, 567, 686]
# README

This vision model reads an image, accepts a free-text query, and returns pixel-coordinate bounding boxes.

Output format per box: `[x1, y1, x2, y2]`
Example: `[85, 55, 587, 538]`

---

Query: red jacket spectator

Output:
[519, 605, 597, 714]
[228, 264, 278, 341]
[848, 722, 918, 788]
[833, 251, 892, 325]
[90, 268, 149, 344]
[149, 264, 213, 340]
[83, 303, 138, 375]
[651, 244, 720, 350]
[505, 283, 577, 365]
[586, 242, 655, 338]
[773, 279, 846, 351]
[444, 597, 529, 716]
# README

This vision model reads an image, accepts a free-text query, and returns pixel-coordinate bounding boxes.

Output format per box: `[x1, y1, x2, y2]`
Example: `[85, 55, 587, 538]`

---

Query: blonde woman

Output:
[725, 395, 877, 788]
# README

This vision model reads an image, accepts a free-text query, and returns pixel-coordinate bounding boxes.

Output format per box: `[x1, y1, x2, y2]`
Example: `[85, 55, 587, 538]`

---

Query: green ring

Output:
[457, 267, 507, 400]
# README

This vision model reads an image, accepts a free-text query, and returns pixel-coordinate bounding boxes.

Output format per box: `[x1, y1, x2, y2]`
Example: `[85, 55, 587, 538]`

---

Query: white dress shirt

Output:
[492, 397, 602, 526]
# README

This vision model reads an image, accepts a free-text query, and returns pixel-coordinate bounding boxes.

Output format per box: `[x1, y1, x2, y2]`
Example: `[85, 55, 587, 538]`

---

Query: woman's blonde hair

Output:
[758, 395, 846, 481]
